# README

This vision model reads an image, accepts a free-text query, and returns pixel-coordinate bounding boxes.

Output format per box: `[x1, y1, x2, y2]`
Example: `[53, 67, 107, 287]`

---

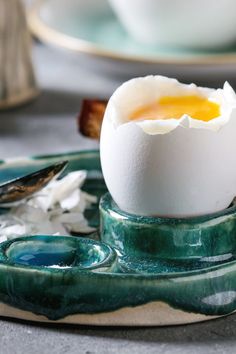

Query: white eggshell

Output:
[100, 76, 236, 217]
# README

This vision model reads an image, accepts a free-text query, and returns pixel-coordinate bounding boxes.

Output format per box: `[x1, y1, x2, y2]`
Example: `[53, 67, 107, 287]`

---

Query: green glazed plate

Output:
[0, 150, 236, 326]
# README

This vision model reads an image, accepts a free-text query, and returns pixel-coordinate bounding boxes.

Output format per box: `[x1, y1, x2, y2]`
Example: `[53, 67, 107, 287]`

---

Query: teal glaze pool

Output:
[0, 150, 236, 325]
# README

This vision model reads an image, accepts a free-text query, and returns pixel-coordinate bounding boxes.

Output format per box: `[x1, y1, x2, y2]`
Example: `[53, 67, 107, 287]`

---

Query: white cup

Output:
[108, 0, 236, 49]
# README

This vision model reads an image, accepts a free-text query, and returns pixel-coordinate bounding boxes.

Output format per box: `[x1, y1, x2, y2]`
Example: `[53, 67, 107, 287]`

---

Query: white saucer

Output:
[28, 0, 236, 80]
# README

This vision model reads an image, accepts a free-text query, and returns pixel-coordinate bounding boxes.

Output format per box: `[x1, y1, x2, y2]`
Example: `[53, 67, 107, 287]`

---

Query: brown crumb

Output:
[78, 99, 107, 140]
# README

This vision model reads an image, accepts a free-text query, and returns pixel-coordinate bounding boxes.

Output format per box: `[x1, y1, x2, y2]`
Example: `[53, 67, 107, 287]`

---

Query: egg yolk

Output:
[129, 95, 220, 122]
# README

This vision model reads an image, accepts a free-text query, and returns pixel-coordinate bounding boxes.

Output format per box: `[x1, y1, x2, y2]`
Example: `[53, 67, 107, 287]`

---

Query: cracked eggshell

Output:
[100, 76, 236, 217]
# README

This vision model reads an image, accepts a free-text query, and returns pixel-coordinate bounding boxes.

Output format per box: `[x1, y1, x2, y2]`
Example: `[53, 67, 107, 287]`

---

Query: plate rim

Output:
[28, 0, 236, 66]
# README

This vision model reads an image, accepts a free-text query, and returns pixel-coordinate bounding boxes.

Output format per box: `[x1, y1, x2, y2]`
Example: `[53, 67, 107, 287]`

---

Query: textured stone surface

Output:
[0, 42, 236, 353]
[1, 314, 236, 354]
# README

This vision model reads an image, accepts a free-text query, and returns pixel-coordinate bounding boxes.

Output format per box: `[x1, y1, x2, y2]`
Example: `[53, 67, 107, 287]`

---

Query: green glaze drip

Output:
[0, 236, 236, 319]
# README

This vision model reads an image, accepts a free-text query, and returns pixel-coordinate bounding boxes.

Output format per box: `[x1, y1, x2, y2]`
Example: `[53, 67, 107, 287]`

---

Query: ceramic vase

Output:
[0, 0, 38, 109]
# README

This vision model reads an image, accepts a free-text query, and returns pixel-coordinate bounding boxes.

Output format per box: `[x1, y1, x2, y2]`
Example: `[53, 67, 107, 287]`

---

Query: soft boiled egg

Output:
[100, 76, 236, 217]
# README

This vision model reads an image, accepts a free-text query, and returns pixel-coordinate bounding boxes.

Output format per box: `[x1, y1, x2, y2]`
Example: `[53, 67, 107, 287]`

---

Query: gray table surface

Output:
[0, 43, 235, 354]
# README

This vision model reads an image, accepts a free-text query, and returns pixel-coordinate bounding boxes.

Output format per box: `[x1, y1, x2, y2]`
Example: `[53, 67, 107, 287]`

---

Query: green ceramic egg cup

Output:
[100, 192, 236, 273]
[0, 150, 236, 326]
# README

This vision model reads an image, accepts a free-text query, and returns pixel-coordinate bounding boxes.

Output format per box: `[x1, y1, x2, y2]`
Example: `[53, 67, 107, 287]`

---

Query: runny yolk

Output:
[129, 95, 220, 122]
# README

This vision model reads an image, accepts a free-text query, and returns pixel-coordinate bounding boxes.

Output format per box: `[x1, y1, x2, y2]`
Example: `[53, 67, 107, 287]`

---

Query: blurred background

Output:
[1, 0, 236, 157]
[1, 2, 236, 351]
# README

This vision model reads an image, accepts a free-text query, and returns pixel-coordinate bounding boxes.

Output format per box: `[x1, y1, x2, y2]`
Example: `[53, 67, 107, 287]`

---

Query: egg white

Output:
[108, 76, 236, 134]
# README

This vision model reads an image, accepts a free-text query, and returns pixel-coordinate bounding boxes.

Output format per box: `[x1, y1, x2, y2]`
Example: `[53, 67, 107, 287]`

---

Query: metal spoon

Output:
[0, 160, 68, 204]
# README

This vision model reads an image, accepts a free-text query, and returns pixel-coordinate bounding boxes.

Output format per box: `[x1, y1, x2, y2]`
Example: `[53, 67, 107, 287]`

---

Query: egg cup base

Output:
[99, 192, 236, 270]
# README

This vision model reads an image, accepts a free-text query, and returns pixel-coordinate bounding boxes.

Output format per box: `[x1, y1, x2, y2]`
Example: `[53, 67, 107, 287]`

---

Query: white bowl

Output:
[108, 0, 236, 49]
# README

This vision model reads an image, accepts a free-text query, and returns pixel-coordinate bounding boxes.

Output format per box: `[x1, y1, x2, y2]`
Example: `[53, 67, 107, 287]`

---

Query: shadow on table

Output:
[1, 312, 235, 344]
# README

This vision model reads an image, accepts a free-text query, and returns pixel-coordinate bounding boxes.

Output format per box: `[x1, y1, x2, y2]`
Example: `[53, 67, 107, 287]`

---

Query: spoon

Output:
[0, 160, 68, 204]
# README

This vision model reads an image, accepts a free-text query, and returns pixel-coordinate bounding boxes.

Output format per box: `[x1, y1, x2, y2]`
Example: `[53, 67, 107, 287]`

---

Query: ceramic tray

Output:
[28, 0, 236, 80]
[0, 150, 236, 326]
